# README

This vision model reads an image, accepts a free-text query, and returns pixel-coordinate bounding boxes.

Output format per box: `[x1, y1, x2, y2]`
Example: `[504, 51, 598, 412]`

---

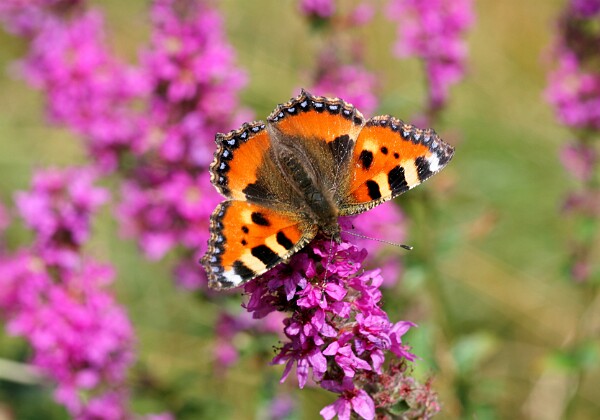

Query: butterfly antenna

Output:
[342, 229, 414, 250]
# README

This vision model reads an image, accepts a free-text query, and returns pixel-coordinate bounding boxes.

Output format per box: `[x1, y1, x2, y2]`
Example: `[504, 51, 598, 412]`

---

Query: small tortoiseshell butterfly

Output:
[201, 90, 454, 290]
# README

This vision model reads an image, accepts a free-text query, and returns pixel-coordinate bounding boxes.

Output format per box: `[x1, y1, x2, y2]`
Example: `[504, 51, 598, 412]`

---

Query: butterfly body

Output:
[202, 90, 454, 290]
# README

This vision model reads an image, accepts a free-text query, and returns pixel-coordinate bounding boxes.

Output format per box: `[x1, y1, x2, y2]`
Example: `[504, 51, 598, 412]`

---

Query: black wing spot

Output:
[381, 146, 388, 155]
[243, 182, 272, 201]
[359, 150, 374, 170]
[415, 156, 433, 182]
[233, 260, 255, 281]
[251, 245, 279, 266]
[251, 212, 270, 226]
[329, 134, 354, 166]
[366, 180, 382, 200]
[388, 166, 409, 194]
[277, 231, 294, 250]
[241, 239, 247, 246]
[394, 152, 400, 159]
[241, 226, 249, 233]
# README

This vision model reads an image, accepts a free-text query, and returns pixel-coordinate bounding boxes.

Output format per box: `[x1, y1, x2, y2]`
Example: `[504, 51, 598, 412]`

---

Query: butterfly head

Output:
[320, 218, 343, 244]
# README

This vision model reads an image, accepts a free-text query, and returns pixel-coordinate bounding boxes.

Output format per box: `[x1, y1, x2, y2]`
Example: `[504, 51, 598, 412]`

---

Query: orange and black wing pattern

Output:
[340, 116, 454, 215]
[201, 201, 317, 290]
[267, 90, 365, 187]
[210, 121, 276, 203]
[268, 89, 365, 145]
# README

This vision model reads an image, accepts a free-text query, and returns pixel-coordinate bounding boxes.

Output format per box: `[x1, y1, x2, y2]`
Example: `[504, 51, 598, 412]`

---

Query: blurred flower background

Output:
[1, 0, 600, 419]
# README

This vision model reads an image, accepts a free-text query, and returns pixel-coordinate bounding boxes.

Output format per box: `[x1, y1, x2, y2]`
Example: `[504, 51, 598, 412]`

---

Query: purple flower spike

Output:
[244, 237, 437, 418]
[387, 0, 474, 111]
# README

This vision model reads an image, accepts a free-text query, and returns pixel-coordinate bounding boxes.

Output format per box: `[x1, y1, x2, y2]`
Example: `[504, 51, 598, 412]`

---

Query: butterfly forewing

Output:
[267, 90, 365, 192]
[340, 116, 455, 215]
[210, 121, 277, 203]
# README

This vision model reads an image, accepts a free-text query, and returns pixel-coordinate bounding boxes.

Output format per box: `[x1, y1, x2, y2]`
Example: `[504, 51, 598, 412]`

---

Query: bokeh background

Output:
[1, 0, 599, 419]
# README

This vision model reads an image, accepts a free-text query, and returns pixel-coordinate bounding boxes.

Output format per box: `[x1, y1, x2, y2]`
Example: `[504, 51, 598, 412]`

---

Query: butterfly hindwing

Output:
[202, 200, 317, 290]
[340, 115, 455, 215]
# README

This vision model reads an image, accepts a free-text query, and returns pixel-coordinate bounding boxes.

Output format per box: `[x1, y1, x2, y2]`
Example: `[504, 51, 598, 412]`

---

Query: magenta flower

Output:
[0, 0, 84, 36]
[571, 0, 600, 17]
[299, 0, 335, 18]
[17, 9, 148, 171]
[114, 0, 250, 269]
[117, 171, 220, 261]
[311, 64, 379, 118]
[0, 252, 135, 419]
[140, 0, 249, 169]
[15, 167, 108, 248]
[349, 3, 375, 26]
[546, 0, 600, 283]
[268, 394, 296, 420]
[546, 49, 600, 131]
[320, 379, 375, 420]
[0, 164, 139, 418]
[560, 142, 597, 182]
[387, 0, 474, 110]
[244, 238, 433, 418]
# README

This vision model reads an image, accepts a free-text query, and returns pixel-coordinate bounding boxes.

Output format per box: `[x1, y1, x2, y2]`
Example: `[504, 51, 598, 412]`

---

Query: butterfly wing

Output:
[202, 200, 317, 290]
[209, 120, 278, 204]
[340, 116, 455, 215]
[206, 120, 318, 289]
[267, 90, 365, 191]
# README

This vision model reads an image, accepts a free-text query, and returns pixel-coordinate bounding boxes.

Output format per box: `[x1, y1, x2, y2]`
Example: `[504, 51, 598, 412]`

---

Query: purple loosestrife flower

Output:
[268, 394, 296, 420]
[546, 50, 600, 131]
[115, 0, 250, 280]
[560, 142, 597, 182]
[311, 62, 379, 117]
[118, 171, 219, 261]
[546, 0, 600, 282]
[14, 8, 148, 171]
[299, 0, 335, 19]
[244, 238, 435, 419]
[0, 0, 84, 36]
[0, 253, 135, 419]
[0, 167, 136, 418]
[571, 0, 600, 17]
[349, 3, 375, 27]
[15, 167, 108, 246]
[387, 0, 474, 111]
[141, 0, 249, 169]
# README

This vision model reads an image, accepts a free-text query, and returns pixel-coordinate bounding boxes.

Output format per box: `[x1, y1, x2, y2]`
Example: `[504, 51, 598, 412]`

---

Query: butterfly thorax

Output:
[274, 143, 341, 241]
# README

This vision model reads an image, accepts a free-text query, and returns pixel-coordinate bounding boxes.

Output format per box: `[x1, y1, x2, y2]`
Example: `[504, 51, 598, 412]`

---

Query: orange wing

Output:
[340, 116, 455, 215]
[268, 89, 365, 145]
[201, 201, 317, 290]
[210, 121, 275, 202]
[267, 90, 366, 194]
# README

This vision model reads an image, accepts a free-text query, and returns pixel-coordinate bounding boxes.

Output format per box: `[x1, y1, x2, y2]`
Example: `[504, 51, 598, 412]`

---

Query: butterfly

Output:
[201, 90, 454, 290]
